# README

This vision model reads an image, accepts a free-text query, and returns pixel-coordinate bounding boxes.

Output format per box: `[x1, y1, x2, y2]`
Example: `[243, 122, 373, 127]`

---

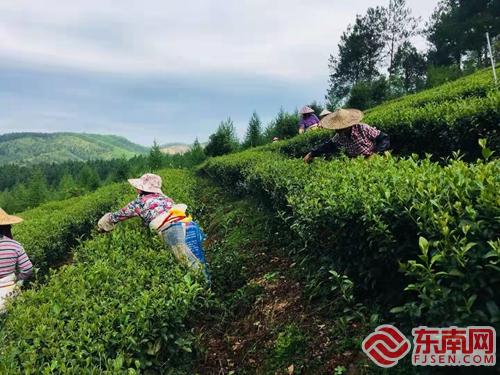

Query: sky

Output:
[0, 0, 439, 146]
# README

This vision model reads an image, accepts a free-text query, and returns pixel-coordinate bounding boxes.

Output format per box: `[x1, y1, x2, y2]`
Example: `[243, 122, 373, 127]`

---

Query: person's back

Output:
[110, 192, 175, 228]
[298, 106, 321, 134]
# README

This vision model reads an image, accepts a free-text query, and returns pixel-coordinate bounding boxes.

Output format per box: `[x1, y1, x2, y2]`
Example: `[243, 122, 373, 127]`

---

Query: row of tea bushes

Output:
[259, 67, 500, 160]
[366, 67, 498, 114]
[364, 90, 499, 158]
[0, 169, 210, 373]
[13, 183, 129, 275]
[0, 225, 209, 374]
[362, 67, 500, 158]
[199, 150, 500, 327]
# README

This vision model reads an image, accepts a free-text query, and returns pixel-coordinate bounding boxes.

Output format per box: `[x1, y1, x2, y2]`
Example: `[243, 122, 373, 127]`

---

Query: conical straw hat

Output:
[319, 109, 332, 118]
[321, 108, 363, 130]
[299, 106, 315, 115]
[0, 208, 23, 225]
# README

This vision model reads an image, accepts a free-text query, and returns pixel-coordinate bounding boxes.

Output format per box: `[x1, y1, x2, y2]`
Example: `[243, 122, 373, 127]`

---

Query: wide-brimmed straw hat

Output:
[319, 109, 332, 118]
[128, 173, 163, 194]
[321, 108, 363, 130]
[299, 106, 315, 115]
[0, 208, 23, 225]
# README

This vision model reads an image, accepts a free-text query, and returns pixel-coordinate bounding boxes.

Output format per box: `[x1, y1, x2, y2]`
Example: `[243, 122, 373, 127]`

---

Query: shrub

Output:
[200, 150, 500, 327]
[363, 67, 500, 158]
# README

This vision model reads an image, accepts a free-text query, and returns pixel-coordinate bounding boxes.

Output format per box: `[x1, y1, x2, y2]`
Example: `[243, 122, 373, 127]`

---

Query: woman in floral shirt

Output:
[98, 173, 209, 282]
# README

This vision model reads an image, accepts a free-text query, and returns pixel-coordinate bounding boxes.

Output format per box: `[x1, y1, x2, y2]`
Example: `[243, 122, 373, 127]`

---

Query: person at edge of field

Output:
[319, 108, 332, 120]
[303, 108, 390, 163]
[298, 106, 321, 134]
[0, 208, 34, 312]
[97, 173, 210, 284]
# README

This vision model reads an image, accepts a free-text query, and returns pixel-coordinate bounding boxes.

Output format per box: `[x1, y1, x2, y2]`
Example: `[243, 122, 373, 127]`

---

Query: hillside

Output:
[0, 132, 149, 165]
[160, 142, 190, 155]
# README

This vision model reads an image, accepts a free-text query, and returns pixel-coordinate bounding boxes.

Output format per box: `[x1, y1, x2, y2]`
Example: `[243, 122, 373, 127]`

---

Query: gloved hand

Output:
[97, 213, 115, 232]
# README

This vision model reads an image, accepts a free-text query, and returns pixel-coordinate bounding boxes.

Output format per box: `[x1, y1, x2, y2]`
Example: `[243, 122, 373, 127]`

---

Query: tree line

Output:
[0, 141, 206, 213]
[327, 0, 499, 109]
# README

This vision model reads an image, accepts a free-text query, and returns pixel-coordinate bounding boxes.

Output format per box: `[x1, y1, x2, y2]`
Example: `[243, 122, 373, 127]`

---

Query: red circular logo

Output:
[362, 325, 411, 368]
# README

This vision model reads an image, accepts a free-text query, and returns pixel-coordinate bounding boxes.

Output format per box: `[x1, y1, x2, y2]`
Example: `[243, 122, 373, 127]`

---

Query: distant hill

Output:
[160, 143, 191, 155]
[0, 132, 149, 165]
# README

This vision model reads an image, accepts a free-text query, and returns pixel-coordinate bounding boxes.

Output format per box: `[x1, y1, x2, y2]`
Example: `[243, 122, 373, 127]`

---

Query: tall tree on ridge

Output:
[426, 0, 500, 67]
[243, 111, 263, 149]
[384, 0, 420, 75]
[326, 6, 387, 107]
[188, 138, 206, 165]
[391, 41, 427, 93]
[148, 140, 164, 171]
[205, 118, 239, 157]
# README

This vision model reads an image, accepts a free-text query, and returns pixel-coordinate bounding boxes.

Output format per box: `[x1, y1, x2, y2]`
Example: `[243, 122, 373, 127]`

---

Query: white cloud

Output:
[0, 0, 438, 80]
[0, 0, 439, 144]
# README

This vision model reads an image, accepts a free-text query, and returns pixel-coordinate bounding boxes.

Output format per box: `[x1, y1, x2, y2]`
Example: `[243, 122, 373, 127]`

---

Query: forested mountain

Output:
[0, 132, 149, 165]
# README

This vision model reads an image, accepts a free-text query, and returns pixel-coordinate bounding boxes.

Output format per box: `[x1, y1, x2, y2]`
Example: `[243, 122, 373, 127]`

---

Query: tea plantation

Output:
[0, 69, 498, 373]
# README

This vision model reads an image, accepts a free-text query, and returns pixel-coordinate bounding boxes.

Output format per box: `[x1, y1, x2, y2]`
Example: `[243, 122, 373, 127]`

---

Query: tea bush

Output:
[0, 169, 211, 373]
[13, 183, 129, 274]
[364, 91, 499, 158]
[200, 151, 500, 327]
[362, 67, 500, 158]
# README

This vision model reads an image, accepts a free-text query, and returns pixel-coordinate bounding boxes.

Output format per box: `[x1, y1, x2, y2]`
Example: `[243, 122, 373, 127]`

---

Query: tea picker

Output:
[304, 109, 390, 163]
[0, 208, 34, 312]
[298, 106, 321, 134]
[97, 173, 210, 283]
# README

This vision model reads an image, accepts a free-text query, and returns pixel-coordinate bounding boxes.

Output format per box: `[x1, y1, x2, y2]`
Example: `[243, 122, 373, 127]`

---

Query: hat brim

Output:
[0, 215, 23, 225]
[128, 178, 163, 194]
[320, 109, 363, 130]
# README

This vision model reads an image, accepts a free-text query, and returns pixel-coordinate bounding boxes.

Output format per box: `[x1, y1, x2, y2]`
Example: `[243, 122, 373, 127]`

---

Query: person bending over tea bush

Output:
[97, 173, 210, 283]
[298, 106, 321, 134]
[0, 208, 33, 311]
[304, 109, 390, 162]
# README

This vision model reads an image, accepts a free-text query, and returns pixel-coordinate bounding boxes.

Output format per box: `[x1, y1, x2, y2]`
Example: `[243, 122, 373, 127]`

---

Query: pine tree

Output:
[264, 108, 299, 141]
[384, 0, 420, 75]
[326, 6, 387, 107]
[205, 118, 240, 157]
[149, 141, 164, 171]
[26, 169, 49, 208]
[59, 173, 81, 199]
[6, 184, 29, 213]
[243, 111, 263, 149]
[188, 138, 206, 165]
[78, 165, 101, 191]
